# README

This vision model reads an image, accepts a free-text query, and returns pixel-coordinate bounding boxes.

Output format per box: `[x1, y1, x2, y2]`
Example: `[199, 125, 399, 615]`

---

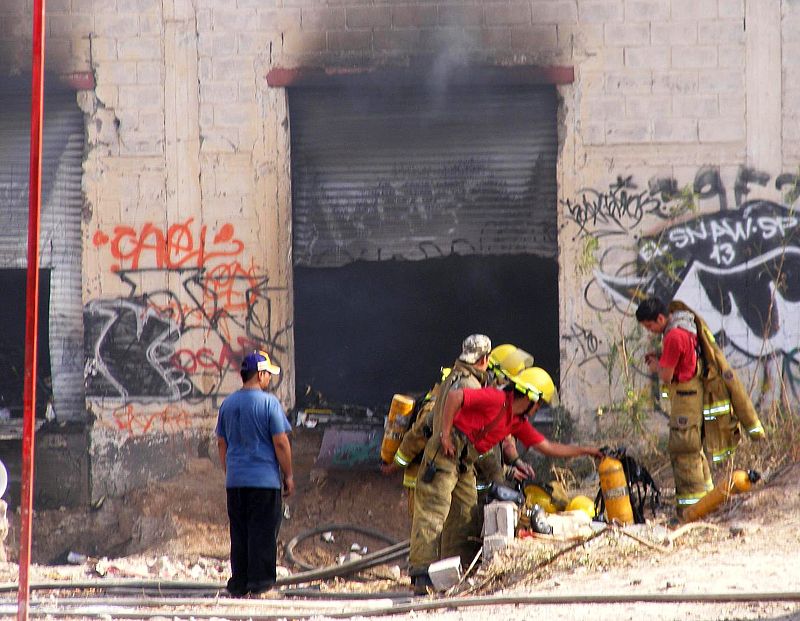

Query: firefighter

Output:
[383, 343, 535, 520]
[409, 366, 601, 593]
[636, 297, 714, 517]
[667, 300, 765, 464]
[442, 345, 536, 568]
[381, 335, 494, 516]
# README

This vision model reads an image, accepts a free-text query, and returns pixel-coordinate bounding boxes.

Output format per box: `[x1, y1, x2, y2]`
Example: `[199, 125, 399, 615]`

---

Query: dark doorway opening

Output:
[0, 269, 52, 418]
[293, 254, 558, 409]
[289, 84, 560, 411]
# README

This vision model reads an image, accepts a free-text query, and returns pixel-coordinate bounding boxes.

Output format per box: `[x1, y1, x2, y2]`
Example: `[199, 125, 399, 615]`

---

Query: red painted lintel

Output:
[61, 71, 95, 90]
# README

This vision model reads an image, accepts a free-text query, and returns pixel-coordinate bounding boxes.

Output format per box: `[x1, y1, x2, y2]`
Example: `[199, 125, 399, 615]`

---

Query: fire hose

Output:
[284, 523, 405, 571]
[0, 524, 410, 597]
[1, 591, 799, 620]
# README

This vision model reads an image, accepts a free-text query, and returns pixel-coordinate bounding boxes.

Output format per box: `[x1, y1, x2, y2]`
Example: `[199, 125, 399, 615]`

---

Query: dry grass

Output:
[474, 524, 690, 593]
[734, 403, 800, 477]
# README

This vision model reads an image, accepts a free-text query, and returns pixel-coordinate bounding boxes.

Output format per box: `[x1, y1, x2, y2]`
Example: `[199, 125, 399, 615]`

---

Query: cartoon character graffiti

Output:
[565, 168, 800, 402]
[596, 200, 800, 360]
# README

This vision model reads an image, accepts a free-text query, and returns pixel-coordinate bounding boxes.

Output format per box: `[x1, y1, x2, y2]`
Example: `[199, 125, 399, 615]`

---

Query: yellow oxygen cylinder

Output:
[682, 469, 760, 522]
[599, 455, 634, 524]
[380, 394, 415, 464]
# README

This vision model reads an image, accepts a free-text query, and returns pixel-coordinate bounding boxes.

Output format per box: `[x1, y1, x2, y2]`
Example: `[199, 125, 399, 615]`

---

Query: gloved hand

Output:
[511, 458, 535, 481]
[380, 461, 400, 475]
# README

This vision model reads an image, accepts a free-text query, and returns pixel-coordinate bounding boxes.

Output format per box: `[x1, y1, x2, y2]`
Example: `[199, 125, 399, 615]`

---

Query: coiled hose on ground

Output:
[284, 523, 403, 572]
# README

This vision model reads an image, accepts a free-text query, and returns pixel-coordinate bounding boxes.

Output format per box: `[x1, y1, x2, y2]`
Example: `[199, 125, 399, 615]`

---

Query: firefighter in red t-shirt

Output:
[637, 297, 714, 517]
[408, 366, 601, 592]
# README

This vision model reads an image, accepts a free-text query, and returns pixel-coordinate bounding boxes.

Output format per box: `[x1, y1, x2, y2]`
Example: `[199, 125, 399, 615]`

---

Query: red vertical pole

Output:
[18, 0, 46, 619]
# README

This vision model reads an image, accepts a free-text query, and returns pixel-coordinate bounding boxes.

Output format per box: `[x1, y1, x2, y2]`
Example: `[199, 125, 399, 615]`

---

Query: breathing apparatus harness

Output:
[594, 446, 660, 524]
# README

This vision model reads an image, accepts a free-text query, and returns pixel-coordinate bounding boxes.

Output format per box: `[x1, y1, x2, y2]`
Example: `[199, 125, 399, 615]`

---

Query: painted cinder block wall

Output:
[1, 0, 798, 502]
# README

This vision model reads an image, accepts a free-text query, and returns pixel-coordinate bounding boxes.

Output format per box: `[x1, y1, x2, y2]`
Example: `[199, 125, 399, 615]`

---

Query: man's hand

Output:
[283, 475, 295, 497]
[644, 351, 659, 374]
[380, 461, 400, 476]
[511, 458, 535, 481]
[440, 432, 455, 458]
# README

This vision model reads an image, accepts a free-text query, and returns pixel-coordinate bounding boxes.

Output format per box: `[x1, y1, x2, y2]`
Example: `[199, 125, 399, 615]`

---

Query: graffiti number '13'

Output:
[709, 243, 735, 266]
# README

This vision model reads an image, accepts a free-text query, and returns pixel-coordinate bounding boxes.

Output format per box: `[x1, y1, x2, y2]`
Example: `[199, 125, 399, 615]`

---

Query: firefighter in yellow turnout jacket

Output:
[667, 300, 765, 463]
[405, 334, 492, 589]
[443, 344, 536, 566]
[410, 365, 600, 592]
[388, 362, 486, 517]
[386, 343, 534, 520]
[637, 298, 714, 515]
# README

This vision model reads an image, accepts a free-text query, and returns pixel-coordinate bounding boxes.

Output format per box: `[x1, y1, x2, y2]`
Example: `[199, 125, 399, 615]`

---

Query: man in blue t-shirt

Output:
[216, 350, 294, 596]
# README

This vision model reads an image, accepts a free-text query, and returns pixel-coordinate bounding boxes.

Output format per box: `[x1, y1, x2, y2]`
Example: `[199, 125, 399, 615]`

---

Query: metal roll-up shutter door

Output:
[0, 90, 85, 423]
[290, 86, 558, 268]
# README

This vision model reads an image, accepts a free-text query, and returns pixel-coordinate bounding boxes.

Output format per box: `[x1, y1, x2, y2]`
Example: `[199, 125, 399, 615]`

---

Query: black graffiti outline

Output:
[561, 176, 671, 240]
[561, 322, 600, 360]
[85, 267, 291, 404]
[83, 297, 193, 403]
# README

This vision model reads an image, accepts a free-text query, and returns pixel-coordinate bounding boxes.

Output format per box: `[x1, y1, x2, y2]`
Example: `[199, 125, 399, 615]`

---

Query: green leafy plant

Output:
[577, 235, 600, 276]
[782, 168, 800, 206]
[667, 184, 700, 218]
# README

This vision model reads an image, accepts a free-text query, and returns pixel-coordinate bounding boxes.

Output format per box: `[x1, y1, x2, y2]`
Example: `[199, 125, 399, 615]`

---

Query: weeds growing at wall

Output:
[601, 178, 799, 480]
[588, 185, 699, 468]
[577, 235, 599, 276]
[782, 167, 800, 206]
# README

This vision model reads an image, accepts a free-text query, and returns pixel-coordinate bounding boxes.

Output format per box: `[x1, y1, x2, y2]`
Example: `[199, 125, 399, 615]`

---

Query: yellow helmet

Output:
[566, 495, 596, 518]
[511, 366, 557, 405]
[489, 344, 534, 380]
[524, 484, 556, 513]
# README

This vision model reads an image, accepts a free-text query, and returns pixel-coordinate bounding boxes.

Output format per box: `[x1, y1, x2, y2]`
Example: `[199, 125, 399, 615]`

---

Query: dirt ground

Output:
[4, 427, 411, 569]
[1, 428, 799, 621]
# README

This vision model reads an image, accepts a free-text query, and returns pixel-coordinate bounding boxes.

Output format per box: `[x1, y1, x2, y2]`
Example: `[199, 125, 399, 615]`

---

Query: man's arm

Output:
[273, 432, 295, 497]
[645, 352, 675, 383]
[532, 438, 603, 459]
[439, 389, 464, 457]
[386, 405, 433, 472]
[657, 363, 675, 384]
[217, 437, 227, 474]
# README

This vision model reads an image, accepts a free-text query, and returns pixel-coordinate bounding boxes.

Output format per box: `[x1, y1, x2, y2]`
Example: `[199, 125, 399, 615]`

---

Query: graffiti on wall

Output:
[85, 219, 290, 409]
[562, 166, 800, 400]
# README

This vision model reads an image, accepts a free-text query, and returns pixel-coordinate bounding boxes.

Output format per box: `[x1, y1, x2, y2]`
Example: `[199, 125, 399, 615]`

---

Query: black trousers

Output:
[226, 487, 283, 593]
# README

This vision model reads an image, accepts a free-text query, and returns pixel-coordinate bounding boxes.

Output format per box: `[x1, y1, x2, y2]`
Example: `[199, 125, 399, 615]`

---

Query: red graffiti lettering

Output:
[106, 404, 192, 435]
[93, 218, 245, 271]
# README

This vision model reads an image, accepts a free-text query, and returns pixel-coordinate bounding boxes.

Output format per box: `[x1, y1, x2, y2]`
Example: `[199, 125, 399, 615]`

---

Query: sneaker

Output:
[225, 578, 248, 597]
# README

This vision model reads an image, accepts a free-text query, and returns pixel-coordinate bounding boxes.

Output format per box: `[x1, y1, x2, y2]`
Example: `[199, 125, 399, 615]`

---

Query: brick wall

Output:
[1, 1, 799, 492]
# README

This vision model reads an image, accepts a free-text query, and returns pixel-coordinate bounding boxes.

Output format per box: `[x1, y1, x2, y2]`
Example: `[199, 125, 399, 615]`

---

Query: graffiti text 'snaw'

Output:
[568, 166, 800, 402]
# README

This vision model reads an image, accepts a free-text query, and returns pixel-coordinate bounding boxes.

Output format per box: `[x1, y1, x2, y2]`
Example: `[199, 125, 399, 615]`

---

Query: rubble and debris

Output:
[428, 556, 462, 591]
[482, 502, 519, 561]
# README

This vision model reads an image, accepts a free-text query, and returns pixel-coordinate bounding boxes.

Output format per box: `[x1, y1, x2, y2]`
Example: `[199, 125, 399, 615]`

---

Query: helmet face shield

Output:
[489, 345, 534, 383]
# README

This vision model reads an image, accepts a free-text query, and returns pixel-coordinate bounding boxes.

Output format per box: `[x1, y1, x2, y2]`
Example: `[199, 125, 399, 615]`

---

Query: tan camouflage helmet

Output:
[459, 334, 492, 364]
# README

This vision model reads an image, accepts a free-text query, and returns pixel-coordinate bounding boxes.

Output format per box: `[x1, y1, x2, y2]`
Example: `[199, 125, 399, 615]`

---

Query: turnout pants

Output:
[409, 432, 478, 572]
[226, 487, 283, 593]
[442, 445, 504, 567]
[666, 372, 713, 514]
